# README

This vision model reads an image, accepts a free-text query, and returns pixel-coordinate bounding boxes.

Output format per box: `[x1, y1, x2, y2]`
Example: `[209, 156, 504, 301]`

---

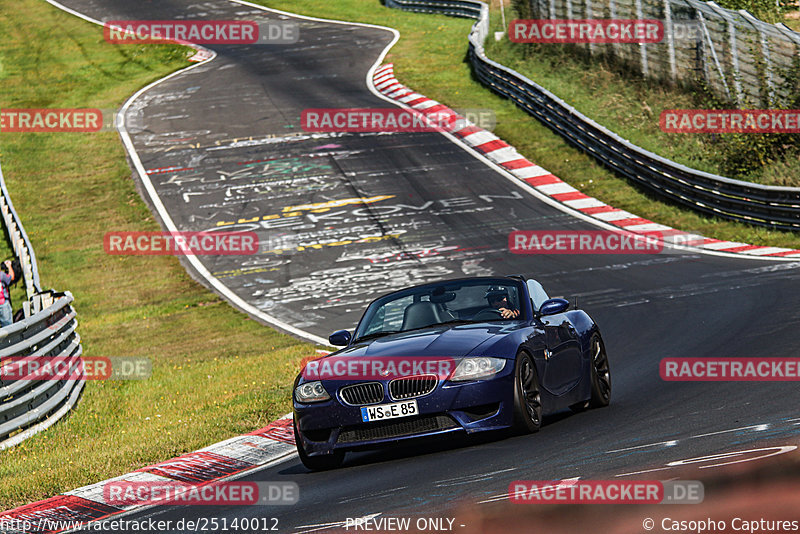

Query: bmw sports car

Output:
[292, 275, 611, 470]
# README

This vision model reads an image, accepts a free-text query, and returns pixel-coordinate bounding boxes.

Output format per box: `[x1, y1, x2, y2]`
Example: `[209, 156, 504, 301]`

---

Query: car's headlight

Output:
[450, 357, 506, 381]
[295, 381, 331, 403]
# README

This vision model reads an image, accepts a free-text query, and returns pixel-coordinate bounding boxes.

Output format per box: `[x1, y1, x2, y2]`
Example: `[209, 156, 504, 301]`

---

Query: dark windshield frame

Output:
[352, 277, 530, 342]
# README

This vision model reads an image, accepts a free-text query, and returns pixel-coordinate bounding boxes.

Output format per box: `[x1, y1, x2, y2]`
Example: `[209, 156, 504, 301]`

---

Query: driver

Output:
[484, 287, 520, 319]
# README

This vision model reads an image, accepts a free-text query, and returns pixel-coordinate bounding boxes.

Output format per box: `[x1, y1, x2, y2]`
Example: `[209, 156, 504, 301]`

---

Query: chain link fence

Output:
[517, 0, 800, 106]
[386, 0, 800, 229]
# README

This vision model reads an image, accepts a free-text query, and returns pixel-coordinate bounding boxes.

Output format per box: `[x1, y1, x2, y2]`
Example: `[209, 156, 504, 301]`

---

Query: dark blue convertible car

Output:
[292, 275, 611, 470]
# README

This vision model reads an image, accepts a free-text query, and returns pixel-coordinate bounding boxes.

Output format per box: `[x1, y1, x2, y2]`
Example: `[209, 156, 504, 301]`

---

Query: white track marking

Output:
[606, 440, 678, 453]
[294, 513, 382, 534]
[691, 423, 770, 439]
[433, 467, 517, 487]
[607, 423, 774, 453]
[615, 466, 675, 477]
[666, 446, 797, 469]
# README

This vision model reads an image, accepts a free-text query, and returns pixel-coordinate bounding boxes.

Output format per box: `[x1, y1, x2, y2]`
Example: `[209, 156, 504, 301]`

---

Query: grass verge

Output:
[0, 0, 317, 509]
[257, 0, 800, 250]
[783, 9, 800, 31]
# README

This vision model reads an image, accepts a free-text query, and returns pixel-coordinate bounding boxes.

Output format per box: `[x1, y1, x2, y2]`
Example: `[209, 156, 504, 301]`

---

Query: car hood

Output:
[335, 322, 523, 359]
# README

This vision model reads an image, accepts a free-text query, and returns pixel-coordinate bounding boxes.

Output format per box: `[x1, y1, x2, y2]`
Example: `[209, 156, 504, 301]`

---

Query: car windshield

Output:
[354, 279, 524, 340]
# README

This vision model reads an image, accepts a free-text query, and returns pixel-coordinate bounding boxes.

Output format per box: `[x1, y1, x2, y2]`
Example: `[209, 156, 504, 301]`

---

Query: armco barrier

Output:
[0, 160, 83, 451]
[385, 0, 800, 231]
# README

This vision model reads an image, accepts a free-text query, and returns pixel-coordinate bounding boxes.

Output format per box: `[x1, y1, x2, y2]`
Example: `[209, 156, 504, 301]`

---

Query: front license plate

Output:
[360, 400, 418, 422]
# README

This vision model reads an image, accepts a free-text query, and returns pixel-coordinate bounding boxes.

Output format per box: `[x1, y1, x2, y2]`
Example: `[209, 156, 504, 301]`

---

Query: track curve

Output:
[42, 0, 800, 531]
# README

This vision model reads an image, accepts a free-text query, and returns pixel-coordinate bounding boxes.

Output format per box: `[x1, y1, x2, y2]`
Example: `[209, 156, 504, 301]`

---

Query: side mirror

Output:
[329, 330, 351, 346]
[538, 298, 570, 317]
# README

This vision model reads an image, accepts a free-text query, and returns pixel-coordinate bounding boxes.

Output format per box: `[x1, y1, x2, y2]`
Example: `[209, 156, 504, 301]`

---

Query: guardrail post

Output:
[707, 2, 744, 105]
[697, 10, 734, 101]
[739, 10, 775, 106]
[774, 23, 800, 105]
[609, 0, 621, 58]
[586, 0, 595, 55]
[635, 0, 650, 76]
[664, 0, 678, 81]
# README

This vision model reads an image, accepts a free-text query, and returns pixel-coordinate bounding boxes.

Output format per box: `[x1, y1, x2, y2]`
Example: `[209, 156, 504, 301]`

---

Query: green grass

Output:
[785, 9, 800, 30]
[0, 0, 318, 509]
[257, 0, 800, 250]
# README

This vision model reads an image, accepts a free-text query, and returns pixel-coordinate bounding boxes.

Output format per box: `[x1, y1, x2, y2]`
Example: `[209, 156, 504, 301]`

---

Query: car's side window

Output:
[527, 279, 549, 312]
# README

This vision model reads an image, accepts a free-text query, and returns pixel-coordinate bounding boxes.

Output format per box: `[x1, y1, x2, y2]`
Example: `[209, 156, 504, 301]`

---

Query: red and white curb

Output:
[186, 46, 214, 62]
[0, 415, 296, 533]
[374, 63, 800, 260]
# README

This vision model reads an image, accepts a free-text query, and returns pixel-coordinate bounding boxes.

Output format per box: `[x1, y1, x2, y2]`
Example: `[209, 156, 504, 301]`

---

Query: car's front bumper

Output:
[294, 371, 515, 456]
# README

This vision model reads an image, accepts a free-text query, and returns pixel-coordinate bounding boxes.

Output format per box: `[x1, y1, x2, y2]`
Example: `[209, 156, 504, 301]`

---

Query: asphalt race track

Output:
[49, 0, 800, 531]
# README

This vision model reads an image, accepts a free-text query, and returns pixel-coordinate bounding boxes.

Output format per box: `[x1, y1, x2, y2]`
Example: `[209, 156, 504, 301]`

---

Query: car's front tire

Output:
[511, 351, 542, 433]
[294, 419, 344, 471]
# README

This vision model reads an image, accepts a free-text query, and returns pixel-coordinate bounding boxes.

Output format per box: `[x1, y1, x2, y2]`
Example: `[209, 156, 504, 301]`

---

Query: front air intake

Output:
[389, 374, 437, 400]
[340, 382, 384, 405]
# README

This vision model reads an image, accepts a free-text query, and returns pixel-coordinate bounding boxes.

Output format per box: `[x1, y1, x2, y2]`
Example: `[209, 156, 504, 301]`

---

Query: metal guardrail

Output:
[386, 0, 483, 17]
[385, 0, 800, 231]
[0, 160, 83, 450]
